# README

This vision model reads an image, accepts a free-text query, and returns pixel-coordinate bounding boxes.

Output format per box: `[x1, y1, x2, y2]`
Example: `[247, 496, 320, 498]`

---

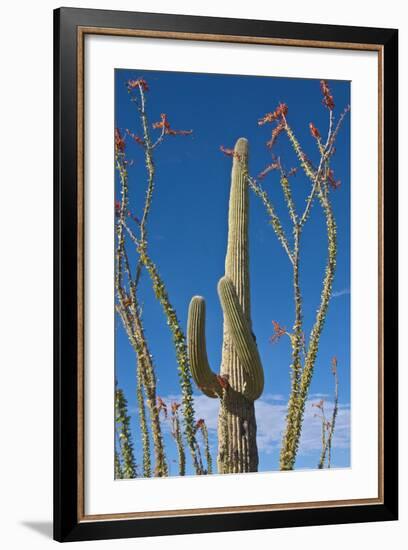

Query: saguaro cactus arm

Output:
[217, 276, 264, 401]
[188, 280, 264, 401]
[187, 296, 223, 398]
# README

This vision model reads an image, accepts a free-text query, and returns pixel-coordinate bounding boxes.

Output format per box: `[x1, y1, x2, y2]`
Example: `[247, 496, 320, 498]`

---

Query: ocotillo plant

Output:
[115, 386, 138, 479]
[155, 397, 212, 477]
[170, 402, 187, 476]
[115, 450, 124, 480]
[314, 356, 339, 469]
[187, 138, 264, 474]
[241, 80, 349, 470]
[115, 126, 168, 477]
[124, 83, 201, 475]
[195, 419, 212, 475]
[115, 76, 208, 476]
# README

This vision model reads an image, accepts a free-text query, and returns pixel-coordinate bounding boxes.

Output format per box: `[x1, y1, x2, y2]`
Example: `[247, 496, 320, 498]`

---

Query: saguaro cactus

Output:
[187, 138, 264, 473]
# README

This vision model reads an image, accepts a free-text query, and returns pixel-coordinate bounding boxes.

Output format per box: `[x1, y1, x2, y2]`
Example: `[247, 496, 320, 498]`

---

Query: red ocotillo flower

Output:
[195, 418, 205, 430]
[257, 162, 280, 180]
[127, 78, 149, 92]
[216, 374, 230, 390]
[126, 129, 145, 146]
[312, 399, 325, 411]
[288, 167, 298, 177]
[269, 320, 286, 344]
[152, 113, 170, 130]
[309, 122, 321, 139]
[165, 128, 193, 136]
[327, 168, 341, 190]
[258, 102, 288, 126]
[127, 210, 141, 225]
[266, 121, 285, 149]
[219, 145, 241, 160]
[320, 80, 335, 110]
[115, 128, 125, 153]
[122, 294, 132, 308]
[157, 396, 168, 419]
[152, 113, 193, 136]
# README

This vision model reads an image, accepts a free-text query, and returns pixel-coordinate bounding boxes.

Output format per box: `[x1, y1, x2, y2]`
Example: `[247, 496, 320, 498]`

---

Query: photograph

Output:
[114, 69, 351, 478]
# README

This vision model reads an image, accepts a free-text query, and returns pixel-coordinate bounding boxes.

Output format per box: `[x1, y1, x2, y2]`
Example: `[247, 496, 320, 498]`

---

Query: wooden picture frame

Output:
[54, 7, 398, 542]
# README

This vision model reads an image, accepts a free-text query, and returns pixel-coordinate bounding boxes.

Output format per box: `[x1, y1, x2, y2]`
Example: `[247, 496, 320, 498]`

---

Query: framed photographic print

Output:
[54, 7, 398, 542]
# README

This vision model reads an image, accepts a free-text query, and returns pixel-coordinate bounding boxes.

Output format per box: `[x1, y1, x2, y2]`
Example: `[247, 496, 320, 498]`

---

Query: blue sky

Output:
[115, 68, 351, 476]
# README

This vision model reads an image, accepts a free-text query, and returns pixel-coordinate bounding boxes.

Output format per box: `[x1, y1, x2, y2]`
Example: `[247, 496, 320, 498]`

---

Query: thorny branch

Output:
[228, 81, 349, 470]
[115, 78, 207, 477]
[316, 357, 339, 469]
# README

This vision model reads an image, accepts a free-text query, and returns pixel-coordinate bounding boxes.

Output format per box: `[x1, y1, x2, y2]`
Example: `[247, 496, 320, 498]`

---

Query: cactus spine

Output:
[187, 138, 264, 473]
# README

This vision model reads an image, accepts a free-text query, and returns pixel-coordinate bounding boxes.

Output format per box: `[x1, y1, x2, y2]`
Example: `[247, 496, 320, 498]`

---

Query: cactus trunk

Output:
[187, 138, 264, 474]
[219, 138, 258, 473]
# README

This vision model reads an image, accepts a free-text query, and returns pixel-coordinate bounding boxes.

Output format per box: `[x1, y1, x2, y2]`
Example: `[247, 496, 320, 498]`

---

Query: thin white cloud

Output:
[261, 393, 286, 402]
[332, 288, 350, 298]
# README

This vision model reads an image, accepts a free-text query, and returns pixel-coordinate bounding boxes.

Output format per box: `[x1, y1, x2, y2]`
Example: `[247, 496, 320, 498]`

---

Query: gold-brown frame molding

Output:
[70, 17, 389, 532]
